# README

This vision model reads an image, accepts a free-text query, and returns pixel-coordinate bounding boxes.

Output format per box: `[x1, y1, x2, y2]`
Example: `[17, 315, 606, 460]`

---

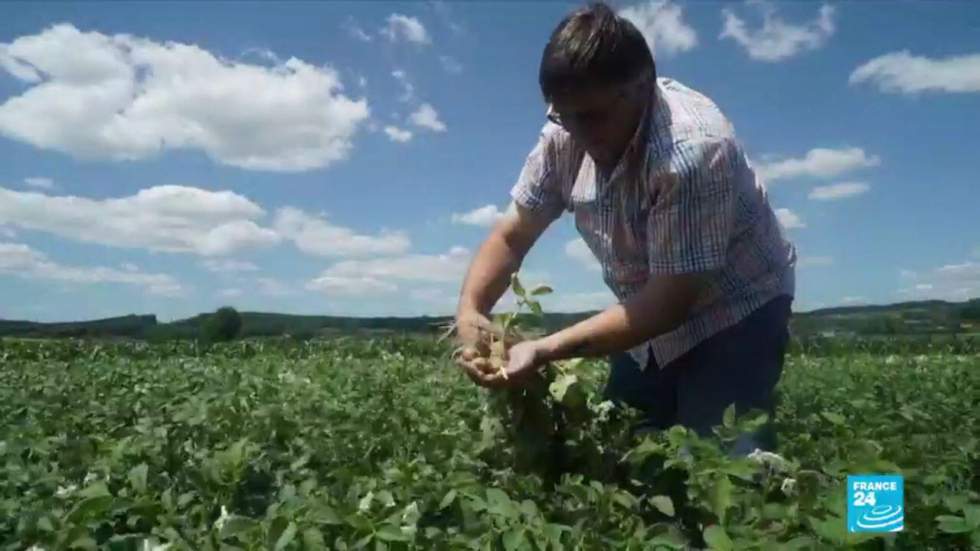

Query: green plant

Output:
[203, 306, 243, 343]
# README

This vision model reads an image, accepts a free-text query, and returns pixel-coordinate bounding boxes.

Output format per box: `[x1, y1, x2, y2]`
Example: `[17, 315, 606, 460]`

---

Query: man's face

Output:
[548, 79, 648, 167]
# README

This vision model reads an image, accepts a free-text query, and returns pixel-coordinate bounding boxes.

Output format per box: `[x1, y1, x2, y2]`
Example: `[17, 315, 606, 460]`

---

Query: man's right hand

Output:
[453, 311, 502, 387]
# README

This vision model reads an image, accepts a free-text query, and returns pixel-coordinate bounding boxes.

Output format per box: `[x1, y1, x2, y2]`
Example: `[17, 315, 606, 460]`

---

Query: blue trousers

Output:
[603, 295, 792, 455]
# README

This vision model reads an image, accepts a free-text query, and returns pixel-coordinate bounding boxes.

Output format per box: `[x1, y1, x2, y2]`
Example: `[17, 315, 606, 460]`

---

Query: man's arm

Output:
[537, 271, 706, 362]
[456, 202, 556, 319]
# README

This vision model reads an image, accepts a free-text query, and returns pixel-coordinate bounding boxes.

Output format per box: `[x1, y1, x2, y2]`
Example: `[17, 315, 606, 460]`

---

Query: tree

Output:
[203, 306, 242, 342]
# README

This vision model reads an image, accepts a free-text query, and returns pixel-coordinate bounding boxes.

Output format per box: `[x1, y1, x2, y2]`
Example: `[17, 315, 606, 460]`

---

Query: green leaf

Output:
[703, 525, 733, 551]
[529, 301, 543, 316]
[302, 528, 327, 550]
[821, 412, 846, 426]
[375, 524, 410, 542]
[68, 536, 98, 550]
[944, 494, 969, 512]
[438, 489, 457, 510]
[37, 515, 55, 532]
[963, 505, 980, 528]
[611, 491, 637, 510]
[548, 373, 578, 402]
[486, 488, 517, 518]
[511, 274, 526, 298]
[220, 516, 259, 539]
[78, 481, 110, 499]
[502, 529, 528, 551]
[274, 521, 298, 550]
[722, 404, 736, 428]
[177, 492, 194, 508]
[709, 474, 734, 524]
[529, 285, 553, 296]
[649, 495, 674, 517]
[936, 515, 971, 534]
[376, 490, 395, 508]
[312, 504, 342, 525]
[128, 463, 148, 493]
[65, 495, 113, 524]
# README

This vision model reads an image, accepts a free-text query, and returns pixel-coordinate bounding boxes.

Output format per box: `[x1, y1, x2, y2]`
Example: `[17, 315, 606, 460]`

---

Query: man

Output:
[454, 2, 796, 454]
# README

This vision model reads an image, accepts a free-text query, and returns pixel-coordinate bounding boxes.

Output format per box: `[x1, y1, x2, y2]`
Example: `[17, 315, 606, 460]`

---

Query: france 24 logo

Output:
[847, 474, 904, 532]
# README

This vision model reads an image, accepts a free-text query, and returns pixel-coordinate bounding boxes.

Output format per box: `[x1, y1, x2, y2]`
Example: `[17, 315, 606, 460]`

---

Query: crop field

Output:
[1, 337, 978, 550]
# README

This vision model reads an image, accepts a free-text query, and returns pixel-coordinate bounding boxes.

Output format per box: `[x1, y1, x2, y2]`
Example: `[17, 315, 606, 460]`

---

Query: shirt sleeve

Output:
[509, 124, 566, 222]
[647, 137, 738, 275]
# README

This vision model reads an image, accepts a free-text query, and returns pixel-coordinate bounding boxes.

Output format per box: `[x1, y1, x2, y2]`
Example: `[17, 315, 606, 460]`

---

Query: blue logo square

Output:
[847, 474, 904, 532]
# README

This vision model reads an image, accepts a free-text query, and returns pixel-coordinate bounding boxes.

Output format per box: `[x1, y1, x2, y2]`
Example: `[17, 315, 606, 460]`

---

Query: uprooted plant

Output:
[443, 273, 634, 486]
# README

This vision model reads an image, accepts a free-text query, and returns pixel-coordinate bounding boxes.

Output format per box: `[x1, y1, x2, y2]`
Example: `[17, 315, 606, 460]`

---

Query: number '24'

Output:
[853, 491, 878, 506]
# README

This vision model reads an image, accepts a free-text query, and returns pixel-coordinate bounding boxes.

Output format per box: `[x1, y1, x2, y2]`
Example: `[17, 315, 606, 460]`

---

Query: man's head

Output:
[539, 2, 655, 166]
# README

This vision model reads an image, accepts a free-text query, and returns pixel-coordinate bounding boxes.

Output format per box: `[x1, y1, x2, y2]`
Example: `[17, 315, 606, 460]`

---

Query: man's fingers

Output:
[454, 356, 507, 388]
[471, 356, 496, 375]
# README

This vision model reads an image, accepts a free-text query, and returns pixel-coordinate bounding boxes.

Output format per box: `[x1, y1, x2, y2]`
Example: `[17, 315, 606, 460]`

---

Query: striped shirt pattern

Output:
[510, 77, 797, 369]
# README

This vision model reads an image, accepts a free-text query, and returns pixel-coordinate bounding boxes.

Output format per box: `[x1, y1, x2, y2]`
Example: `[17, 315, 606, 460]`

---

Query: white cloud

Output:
[344, 17, 373, 42]
[274, 207, 411, 258]
[850, 51, 980, 94]
[255, 277, 293, 297]
[24, 177, 54, 189]
[720, 2, 835, 62]
[306, 275, 398, 296]
[381, 14, 431, 45]
[897, 261, 980, 302]
[120, 262, 138, 272]
[219, 288, 243, 298]
[808, 182, 871, 201]
[320, 245, 471, 285]
[565, 238, 602, 272]
[0, 185, 280, 256]
[452, 204, 505, 227]
[798, 256, 834, 267]
[409, 103, 447, 132]
[384, 125, 413, 143]
[841, 296, 868, 305]
[619, 1, 698, 56]
[756, 147, 880, 183]
[391, 70, 415, 103]
[0, 24, 369, 172]
[440, 55, 463, 74]
[201, 259, 258, 273]
[0, 242, 182, 296]
[775, 208, 805, 230]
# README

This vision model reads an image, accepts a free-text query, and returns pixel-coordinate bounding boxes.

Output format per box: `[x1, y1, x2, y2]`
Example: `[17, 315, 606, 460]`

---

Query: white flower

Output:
[141, 539, 172, 551]
[55, 483, 78, 498]
[83, 472, 99, 485]
[592, 400, 616, 422]
[27, 546, 46, 551]
[781, 477, 797, 496]
[748, 449, 791, 473]
[214, 505, 230, 531]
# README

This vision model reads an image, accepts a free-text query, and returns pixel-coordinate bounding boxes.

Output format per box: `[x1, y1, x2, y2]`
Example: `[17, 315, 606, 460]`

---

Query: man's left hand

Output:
[503, 339, 551, 383]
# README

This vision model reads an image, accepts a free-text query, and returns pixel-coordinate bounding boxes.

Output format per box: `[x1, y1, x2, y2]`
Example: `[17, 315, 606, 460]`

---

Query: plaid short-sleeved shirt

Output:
[510, 77, 797, 369]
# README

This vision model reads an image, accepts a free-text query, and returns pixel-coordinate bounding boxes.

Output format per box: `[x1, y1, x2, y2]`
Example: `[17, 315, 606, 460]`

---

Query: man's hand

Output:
[453, 312, 500, 387]
[503, 339, 550, 383]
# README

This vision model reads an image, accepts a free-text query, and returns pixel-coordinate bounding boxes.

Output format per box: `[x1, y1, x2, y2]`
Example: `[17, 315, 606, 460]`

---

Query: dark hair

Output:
[539, 2, 656, 101]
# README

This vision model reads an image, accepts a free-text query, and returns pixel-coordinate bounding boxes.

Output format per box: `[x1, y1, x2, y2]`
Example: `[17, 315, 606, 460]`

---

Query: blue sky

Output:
[0, 1, 978, 322]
